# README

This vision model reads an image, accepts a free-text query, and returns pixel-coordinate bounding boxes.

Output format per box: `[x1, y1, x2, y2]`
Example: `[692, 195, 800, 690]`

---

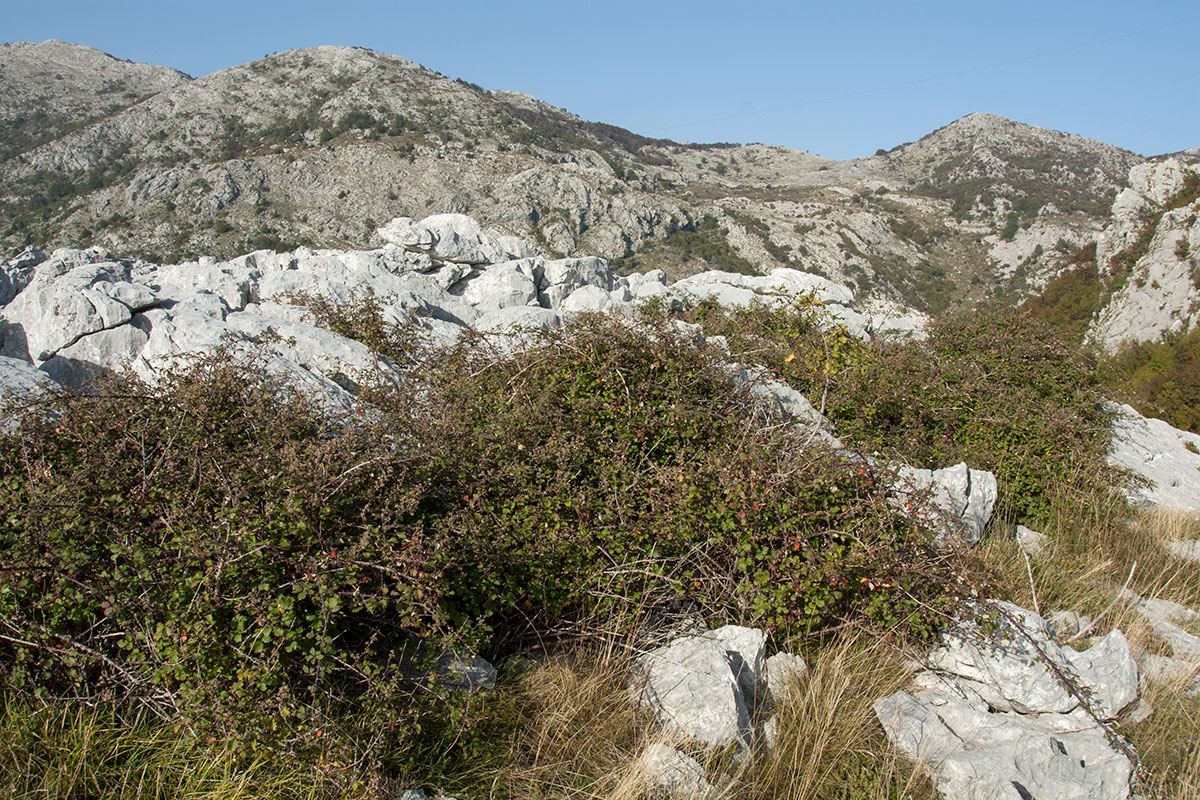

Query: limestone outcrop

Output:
[1106, 402, 1200, 515]
[876, 601, 1140, 800]
[1092, 159, 1200, 351]
[0, 214, 907, 419]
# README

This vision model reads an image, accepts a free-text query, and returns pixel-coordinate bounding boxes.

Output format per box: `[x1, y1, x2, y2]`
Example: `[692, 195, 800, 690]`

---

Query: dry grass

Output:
[0, 702, 321, 800]
[1132, 675, 1200, 800]
[421, 628, 938, 800]
[742, 634, 937, 800]
[972, 484, 1200, 627]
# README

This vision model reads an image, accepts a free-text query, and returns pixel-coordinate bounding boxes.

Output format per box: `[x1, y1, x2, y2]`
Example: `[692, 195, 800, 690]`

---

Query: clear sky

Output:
[4, 0, 1198, 160]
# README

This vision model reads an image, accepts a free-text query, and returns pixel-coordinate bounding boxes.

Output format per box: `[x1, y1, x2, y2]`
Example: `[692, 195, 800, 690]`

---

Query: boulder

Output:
[632, 630, 752, 748]
[0, 355, 57, 431]
[764, 652, 808, 707]
[893, 462, 998, 545]
[1046, 610, 1092, 642]
[926, 602, 1137, 718]
[730, 365, 843, 448]
[473, 306, 561, 334]
[377, 214, 537, 265]
[1107, 403, 1200, 514]
[40, 324, 149, 387]
[539, 256, 612, 308]
[1, 268, 158, 364]
[559, 285, 631, 314]
[876, 691, 1133, 800]
[1015, 524, 1049, 556]
[453, 258, 543, 312]
[668, 268, 873, 339]
[634, 743, 713, 799]
[709, 625, 767, 703]
[1, 246, 45, 306]
[876, 600, 1140, 800]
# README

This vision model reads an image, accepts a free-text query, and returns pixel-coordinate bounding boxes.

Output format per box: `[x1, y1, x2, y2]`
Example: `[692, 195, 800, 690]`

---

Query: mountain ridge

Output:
[0, 40, 1157, 314]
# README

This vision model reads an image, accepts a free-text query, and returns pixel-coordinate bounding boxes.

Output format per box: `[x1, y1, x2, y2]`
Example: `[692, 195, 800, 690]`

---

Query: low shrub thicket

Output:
[0, 314, 965, 778]
[684, 298, 1117, 524]
[1102, 327, 1200, 434]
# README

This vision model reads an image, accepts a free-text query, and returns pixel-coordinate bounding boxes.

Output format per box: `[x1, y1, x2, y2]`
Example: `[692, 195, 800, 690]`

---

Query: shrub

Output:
[0, 354, 440, 756]
[1102, 327, 1200, 434]
[0, 313, 968, 757]
[407, 316, 963, 639]
[684, 300, 1116, 524]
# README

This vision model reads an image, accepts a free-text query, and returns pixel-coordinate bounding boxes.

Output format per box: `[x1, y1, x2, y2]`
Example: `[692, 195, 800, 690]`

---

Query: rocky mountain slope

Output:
[1, 41, 1145, 316]
[0, 40, 189, 161]
[1091, 158, 1200, 350]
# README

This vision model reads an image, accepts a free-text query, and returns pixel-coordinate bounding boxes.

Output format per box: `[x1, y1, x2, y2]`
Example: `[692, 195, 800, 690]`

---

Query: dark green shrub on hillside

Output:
[1103, 327, 1200, 434]
[608, 217, 756, 277]
[685, 300, 1116, 523]
[0, 315, 965, 762]
[410, 318, 959, 639]
[1023, 242, 1103, 341]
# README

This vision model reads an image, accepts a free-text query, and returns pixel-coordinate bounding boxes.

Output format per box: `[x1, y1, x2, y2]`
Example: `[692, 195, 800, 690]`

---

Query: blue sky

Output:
[5, 0, 1198, 160]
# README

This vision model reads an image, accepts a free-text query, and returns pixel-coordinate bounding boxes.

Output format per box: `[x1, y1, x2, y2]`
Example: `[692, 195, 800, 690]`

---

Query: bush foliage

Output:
[0, 314, 965, 764]
[684, 298, 1116, 523]
[1103, 327, 1200, 434]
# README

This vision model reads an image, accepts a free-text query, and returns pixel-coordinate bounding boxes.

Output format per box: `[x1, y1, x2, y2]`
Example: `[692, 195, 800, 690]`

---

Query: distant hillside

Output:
[0, 41, 1149, 314]
[881, 112, 1141, 219]
[0, 40, 189, 161]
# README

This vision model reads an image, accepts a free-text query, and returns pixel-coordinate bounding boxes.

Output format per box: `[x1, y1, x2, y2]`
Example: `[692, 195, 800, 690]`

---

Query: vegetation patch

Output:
[683, 299, 1116, 524]
[609, 217, 757, 278]
[1103, 327, 1200, 434]
[0, 311, 970, 789]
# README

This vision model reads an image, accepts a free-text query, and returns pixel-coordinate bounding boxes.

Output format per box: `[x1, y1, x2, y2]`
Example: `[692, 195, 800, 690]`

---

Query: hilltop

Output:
[0, 41, 1144, 315]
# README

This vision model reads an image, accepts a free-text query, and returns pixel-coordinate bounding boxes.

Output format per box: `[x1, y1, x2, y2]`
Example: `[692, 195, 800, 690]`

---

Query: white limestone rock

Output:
[559, 285, 631, 314]
[473, 306, 561, 334]
[893, 462, 998, 545]
[1107, 403, 1200, 514]
[539, 256, 613, 308]
[0, 261, 159, 364]
[632, 630, 753, 749]
[1092, 159, 1200, 350]
[131, 308, 234, 383]
[876, 600, 1140, 800]
[1, 246, 46, 306]
[764, 652, 808, 707]
[150, 259, 257, 312]
[624, 269, 676, 307]
[709, 625, 767, 703]
[0, 355, 57, 431]
[927, 602, 1137, 719]
[378, 214, 537, 265]
[454, 258, 543, 312]
[1121, 589, 1200, 665]
[40, 324, 149, 387]
[1015, 524, 1049, 556]
[875, 691, 1133, 800]
[224, 312, 398, 390]
[1046, 610, 1092, 642]
[729, 364, 843, 447]
[634, 743, 713, 799]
